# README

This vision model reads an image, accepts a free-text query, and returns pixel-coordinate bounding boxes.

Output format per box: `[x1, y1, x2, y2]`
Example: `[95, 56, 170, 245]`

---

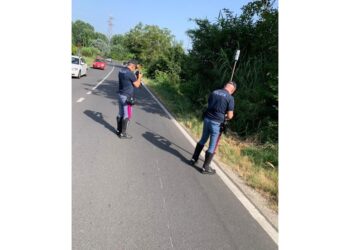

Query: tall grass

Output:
[216, 49, 278, 142]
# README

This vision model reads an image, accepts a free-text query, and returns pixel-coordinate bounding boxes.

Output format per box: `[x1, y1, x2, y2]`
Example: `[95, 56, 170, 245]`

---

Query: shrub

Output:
[81, 47, 93, 57]
[72, 44, 78, 55]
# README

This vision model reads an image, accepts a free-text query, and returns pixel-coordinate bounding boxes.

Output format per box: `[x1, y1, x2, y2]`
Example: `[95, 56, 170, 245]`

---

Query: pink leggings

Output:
[127, 105, 132, 120]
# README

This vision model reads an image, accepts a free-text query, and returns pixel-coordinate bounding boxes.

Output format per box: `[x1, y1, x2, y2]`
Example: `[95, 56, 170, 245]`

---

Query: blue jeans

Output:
[117, 94, 132, 119]
[198, 118, 221, 153]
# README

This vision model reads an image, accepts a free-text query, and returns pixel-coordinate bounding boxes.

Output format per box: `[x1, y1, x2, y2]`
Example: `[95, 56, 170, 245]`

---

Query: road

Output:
[72, 63, 278, 250]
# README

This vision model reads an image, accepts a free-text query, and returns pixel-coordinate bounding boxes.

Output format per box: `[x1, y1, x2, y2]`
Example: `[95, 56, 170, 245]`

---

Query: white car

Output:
[106, 58, 112, 62]
[72, 56, 88, 78]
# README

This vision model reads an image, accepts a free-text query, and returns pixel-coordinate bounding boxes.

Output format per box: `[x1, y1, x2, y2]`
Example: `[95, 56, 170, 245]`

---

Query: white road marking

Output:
[159, 176, 163, 189]
[169, 236, 174, 248]
[91, 67, 115, 90]
[156, 161, 174, 249]
[162, 197, 166, 209]
[76, 97, 85, 103]
[75, 67, 114, 103]
[142, 84, 278, 245]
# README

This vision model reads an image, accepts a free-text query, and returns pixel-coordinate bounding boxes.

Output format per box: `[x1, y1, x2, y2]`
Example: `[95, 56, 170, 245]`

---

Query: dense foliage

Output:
[183, 1, 278, 143]
[122, 23, 186, 79]
[72, 20, 109, 57]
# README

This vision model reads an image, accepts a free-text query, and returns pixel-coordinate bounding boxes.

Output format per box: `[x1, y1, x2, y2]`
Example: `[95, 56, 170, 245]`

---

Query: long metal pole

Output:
[215, 50, 240, 154]
[229, 60, 238, 82]
[229, 50, 240, 82]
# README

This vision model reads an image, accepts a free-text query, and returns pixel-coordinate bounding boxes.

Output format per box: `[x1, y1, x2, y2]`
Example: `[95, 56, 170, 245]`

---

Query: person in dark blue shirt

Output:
[116, 60, 142, 139]
[190, 81, 237, 174]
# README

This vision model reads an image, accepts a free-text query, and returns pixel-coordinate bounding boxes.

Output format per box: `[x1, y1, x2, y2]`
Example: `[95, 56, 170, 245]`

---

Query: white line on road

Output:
[159, 176, 164, 189]
[86, 91, 92, 95]
[91, 67, 115, 90]
[169, 236, 174, 249]
[162, 197, 166, 209]
[142, 84, 278, 245]
[76, 97, 85, 103]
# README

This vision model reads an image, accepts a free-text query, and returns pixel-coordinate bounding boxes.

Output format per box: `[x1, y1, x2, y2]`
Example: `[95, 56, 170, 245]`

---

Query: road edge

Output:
[142, 83, 279, 245]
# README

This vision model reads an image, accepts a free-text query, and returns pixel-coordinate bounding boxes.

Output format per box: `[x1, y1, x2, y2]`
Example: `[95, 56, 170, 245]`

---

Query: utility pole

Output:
[108, 16, 113, 54]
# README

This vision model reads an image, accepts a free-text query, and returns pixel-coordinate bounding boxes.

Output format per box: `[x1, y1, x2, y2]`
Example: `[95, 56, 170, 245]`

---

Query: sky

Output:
[72, 0, 277, 50]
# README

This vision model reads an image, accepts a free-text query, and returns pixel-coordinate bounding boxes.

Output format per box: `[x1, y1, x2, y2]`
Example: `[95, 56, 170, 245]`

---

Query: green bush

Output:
[80, 47, 100, 57]
[81, 47, 92, 57]
[90, 47, 100, 56]
[181, 2, 278, 143]
[72, 44, 78, 55]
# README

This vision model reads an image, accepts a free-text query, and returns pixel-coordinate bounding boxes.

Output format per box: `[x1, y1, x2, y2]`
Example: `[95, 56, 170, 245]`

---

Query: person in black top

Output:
[116, 60, 142, 139]
[190, 81, 237, 174]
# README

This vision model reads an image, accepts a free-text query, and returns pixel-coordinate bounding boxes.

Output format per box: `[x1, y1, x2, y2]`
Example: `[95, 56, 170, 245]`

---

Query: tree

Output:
[124, 23, 174, 64]
[184, 0, 278, 142]
[94, 32, 109, 43]
[72, 20, 95, 47]
[91, 39, 109, 56]
[110, 34, 126, 46]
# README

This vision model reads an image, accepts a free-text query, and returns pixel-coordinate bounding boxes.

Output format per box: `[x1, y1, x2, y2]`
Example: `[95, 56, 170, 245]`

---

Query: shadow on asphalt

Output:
[83, 110, 116, 135]
[84, 76, 171, 119]
[136, 122, 203, 173]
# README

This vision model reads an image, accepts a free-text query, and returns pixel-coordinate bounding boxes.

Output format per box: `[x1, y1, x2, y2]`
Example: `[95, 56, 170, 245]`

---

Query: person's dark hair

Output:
[127, 59, 138, 66]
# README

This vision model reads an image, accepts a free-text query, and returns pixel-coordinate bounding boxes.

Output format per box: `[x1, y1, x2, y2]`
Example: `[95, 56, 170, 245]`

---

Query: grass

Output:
[84, 56, 95, 67]
[145, 77, 278, 211]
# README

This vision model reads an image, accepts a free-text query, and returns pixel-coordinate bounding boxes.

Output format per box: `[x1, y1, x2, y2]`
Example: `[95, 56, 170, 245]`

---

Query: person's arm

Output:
[132, 72, 143, 88]
[225, 97, 235, 120]
[226, 111, 234, 120]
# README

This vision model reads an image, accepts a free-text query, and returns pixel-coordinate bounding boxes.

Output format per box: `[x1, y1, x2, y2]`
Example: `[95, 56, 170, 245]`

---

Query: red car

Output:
[92, 58, 106, 70]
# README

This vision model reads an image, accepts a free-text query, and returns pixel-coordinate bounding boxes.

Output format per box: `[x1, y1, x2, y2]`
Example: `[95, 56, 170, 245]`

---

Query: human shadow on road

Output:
[141, 130, 203, 173]
[135, 87, 170, 119]
[83, 78, 170, 119]
[135, 122, 192, 154]
[82, 80, 118, 101]
[83, 110, 116, 135]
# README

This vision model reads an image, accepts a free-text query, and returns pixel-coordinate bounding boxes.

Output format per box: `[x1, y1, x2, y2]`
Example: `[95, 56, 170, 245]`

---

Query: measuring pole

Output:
[215, 49, 240, 154]
[229, 50, 240, 82]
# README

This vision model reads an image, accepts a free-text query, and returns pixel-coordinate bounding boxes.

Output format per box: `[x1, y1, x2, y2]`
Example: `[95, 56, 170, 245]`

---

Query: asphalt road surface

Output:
[72, 63, 278, 250]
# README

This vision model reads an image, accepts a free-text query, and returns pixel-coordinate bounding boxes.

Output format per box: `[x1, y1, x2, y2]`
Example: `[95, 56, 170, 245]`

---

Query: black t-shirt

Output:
[205, 89, 235, 123]
[118, 67, 137, 97]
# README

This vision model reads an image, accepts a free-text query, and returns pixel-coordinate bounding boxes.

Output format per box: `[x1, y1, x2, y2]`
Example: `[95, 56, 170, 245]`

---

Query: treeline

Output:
[183, 1, 278, 143]
[71, 19, 185, 72]
[72, 20, 110, 57]
[71, 0, 278, 144]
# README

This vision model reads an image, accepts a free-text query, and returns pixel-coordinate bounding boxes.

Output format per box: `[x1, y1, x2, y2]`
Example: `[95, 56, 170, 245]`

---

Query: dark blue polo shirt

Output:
[205, 89, 234, 123]
[118, 67, 137, 97]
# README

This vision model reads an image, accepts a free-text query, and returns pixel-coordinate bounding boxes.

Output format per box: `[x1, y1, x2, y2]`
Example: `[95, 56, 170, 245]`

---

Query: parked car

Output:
[106, 58, 112, 62]
[72, 56, 88, 78]
[92, 58, 106, 70]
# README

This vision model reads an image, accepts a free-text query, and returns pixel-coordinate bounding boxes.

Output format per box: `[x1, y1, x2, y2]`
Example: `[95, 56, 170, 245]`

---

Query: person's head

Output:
[224, 81, 237, 95]
[127, 59, 138, 71]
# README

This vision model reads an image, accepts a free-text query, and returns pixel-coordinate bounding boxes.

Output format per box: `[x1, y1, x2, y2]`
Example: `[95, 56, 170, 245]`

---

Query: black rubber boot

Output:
[201, 151, 216, 175]
[119, 118, 132, 139]
[189, 143, 204, 165]
[116, 116, 123, 136]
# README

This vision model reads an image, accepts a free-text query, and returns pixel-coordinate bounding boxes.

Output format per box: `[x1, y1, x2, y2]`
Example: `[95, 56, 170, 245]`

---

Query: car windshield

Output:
[95, 59, 102, 62]
[72, 57, 80, 64]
